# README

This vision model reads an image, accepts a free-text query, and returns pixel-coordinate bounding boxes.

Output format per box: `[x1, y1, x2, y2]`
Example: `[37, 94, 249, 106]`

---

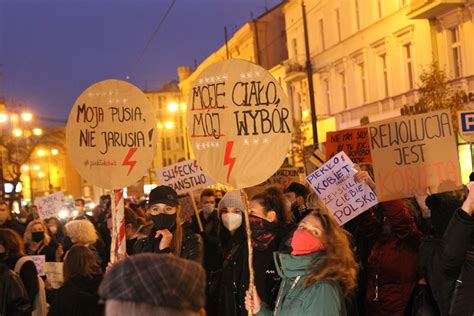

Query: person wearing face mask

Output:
[284, 182, 310, 224]
[24, 220, 56, 262]
[0, 200, 25, 236]
[133, 185, 203, 263]
[74, 198, 94, 222]
[245, 211, 358, 315]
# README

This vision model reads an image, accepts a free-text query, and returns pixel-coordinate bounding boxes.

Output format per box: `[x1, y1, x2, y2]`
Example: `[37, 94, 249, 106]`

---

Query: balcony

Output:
[408, 0, 465, 19]
[283, 60, 306, 83]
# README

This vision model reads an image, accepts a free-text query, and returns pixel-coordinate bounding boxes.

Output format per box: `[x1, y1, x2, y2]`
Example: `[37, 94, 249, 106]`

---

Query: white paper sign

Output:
[31, 255, 45, 276]
[156, 160, 215, 195]
[44, 262, 64, 289]
[306, 151, 378, 225]
[35, 192, 65, 219]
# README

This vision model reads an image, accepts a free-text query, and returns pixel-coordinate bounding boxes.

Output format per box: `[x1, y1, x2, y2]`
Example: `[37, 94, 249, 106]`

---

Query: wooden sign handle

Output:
[241, 189, 254, 316]
[188, 192, 203, 233]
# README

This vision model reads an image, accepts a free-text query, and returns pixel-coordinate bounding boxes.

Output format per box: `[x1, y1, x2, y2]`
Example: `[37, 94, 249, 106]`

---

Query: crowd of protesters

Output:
[0, 169, 473, 316]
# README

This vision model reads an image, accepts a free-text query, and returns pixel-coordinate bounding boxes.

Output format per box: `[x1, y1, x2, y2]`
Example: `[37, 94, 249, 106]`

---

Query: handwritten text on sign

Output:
[156, 160, 215, 195]
[31, 255, 45, 276]
[368, 109, 461, 201]
[326, 128, 371, 163]
[66, 80, 157, 189]
[306, 152, 378, 225]
[35, 192, 65, 219]
[187, 59, 292, 189]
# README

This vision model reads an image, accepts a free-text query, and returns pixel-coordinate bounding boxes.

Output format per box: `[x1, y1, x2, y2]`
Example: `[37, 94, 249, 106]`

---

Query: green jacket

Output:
[257, 251, 345, 316]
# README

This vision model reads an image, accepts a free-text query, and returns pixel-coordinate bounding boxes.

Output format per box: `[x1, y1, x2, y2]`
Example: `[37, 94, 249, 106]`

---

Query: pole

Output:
[188, 192, 203, 232]
[224, 27, 230, 60]
[110, 189, 126, 263]
[29, 168, 33, 202]
[302, 1, 319, 148]
[241, 190, 254, 316]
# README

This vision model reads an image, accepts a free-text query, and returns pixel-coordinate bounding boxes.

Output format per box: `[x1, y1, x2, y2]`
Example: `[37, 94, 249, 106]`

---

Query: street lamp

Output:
[164, 121, 174, 129]
[21, 113, 33, 122]
[167, 102, 179, 113]
[12, 129, 23, 137]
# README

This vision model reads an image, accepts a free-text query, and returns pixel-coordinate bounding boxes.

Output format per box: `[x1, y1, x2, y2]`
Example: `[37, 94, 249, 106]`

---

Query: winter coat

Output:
[5, 257, 39, 310]
[25, 243, 56, 262]
[361, 200, 421, 316]
[133, 223, 203, 263]
[191, 210, 220, 273]
[422, 209, 474, 316]
[257, 251, 346, 316]
[0, 263, 31, 316]
[48, 274, 104, 316]
[0, 220, 25, 237]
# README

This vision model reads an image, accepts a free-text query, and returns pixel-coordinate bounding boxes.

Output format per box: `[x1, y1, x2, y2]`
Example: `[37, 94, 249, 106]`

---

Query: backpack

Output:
[14, 256, 49, 316]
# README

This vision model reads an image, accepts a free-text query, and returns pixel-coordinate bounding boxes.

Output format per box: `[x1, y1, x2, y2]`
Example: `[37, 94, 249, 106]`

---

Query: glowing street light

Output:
[37, 149, 45, 157]
[33, 165, 40, 171]
[51, 149, 59, 156]
[12, 129, 23, 137]
[32, 128, 42, 136]
[21, 112, 33, 122]
[0, 113, 8, 123]
[22, 165, 29, 171]
[38, 172, 45, 178]
[167, 102, 179, 113]
[164, 121, 174, 129]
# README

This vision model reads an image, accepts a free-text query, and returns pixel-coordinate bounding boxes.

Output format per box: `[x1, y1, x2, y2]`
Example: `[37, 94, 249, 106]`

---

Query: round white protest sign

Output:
[187, 59, 292, 189]
[66, 79, 157, 189]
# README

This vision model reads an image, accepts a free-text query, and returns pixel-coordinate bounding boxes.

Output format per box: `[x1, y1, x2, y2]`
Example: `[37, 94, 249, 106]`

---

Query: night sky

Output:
[0, 0, 281, 122]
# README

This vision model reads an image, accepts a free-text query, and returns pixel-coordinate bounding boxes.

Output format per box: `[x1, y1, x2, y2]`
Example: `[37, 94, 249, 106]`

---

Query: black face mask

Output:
[32, 231, 45, 243]
[151, 213, 177, 231]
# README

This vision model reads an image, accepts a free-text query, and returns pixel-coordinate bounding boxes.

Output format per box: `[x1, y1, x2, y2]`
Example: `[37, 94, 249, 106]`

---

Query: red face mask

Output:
[291, 229, 325, 255]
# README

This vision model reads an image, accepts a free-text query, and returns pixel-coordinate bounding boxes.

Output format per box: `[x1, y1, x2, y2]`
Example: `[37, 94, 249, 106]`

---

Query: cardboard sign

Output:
[306, 152, 378, 225]
[44, 262, 64, 289]
[186, 59, 292, 189]
[66, 80, 157, 189]
[458, 111, 474, 142]
[326, 128, 371, 163]
[35, 192, 65, 219]
[368, 109, 462, 201]
[31, 255, 45, 276]
[156, 160, 215, 194]
[245, 167, 304, 198]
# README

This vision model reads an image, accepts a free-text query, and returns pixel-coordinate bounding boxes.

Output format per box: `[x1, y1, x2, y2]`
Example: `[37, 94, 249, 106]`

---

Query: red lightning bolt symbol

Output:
[224, 141, 236, 183]
[122, 148, 138, 176]
[194, 160, 199, 171]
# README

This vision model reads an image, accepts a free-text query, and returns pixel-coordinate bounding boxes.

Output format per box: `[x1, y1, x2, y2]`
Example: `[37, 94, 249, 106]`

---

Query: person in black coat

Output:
[24, 220, 57, 262]
[49, 245, 104, 316]
[420, 184, 474, 316]
[0, 261, 31, 316]
[133, 186, 203, 263]
[0, 201, 25, 236]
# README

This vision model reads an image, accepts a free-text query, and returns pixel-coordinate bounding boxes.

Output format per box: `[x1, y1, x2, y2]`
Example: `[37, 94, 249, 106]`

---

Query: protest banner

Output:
[66, 79, 157, 189]
[31, 255, 45, 276]
[187, 59, 292, 315]
[35, 191, 65, 219]
[458, 110, 474, 142]
[156, 160, 215, 194]
[306, 151, 378, 225]
[326, 128, 372, 163]
[245, 167, 304, 198]
[44, 262, 63, 289]
[368, 109, 462, 201]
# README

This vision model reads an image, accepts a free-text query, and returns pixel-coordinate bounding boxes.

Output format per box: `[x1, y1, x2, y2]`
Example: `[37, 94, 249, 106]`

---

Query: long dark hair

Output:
[251, 187, 292, 225]
[0, 228, 25, 258]
[63, 245, 102, 282]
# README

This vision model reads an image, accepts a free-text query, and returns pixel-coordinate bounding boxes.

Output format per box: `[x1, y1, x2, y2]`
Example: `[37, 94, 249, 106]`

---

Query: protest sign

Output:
[458, 111, 474, 142]
[368, 109, 462, 201]
[156, 160, 215, 195]
[326, 128, 371, 163]
[245, 167, 304, 198]
[306, 151, 378, 225]
[66, 79, 157, 189]
[35, 191, 65, 219]
[186, 59, 292, 189]
[44, 262, 63, 289]
[31, 255, 45, 276]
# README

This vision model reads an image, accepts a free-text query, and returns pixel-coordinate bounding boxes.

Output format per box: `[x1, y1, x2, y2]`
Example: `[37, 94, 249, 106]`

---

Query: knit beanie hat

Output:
[218, 190, 245, 212]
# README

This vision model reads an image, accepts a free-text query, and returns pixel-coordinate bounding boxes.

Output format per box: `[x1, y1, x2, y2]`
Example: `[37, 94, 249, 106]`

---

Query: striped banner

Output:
[110, 189, 126, 263]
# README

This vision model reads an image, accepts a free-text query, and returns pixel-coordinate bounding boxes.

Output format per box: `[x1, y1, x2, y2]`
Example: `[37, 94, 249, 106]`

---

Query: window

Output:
[359, 62, 368, 103]
[292, 38, 298, 59]
[323, 78, 331, 112]
[335, 8, 342, 42]
[166, 137, 171, 150]
[377, 0, 383, 18]
[379, 54, 389, 98]
[340, 71, 348, 109]
[403, 43, 414, 89]
[319, 19, 325, 50]
[355, 0, 360, 31]
[450, 27, 462, 78]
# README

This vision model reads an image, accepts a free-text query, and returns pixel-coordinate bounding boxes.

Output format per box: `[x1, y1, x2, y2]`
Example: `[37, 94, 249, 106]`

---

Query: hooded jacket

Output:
[48, 274, 104, 316]
[0, 263, 31, 316]
[257, 251, 345, 316]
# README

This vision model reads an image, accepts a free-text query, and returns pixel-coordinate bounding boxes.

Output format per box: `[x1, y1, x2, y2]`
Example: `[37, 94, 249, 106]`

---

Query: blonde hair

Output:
[65, 220, 98, 244]
[24, 219, 51, 245]
[303, 211, 358, 295]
